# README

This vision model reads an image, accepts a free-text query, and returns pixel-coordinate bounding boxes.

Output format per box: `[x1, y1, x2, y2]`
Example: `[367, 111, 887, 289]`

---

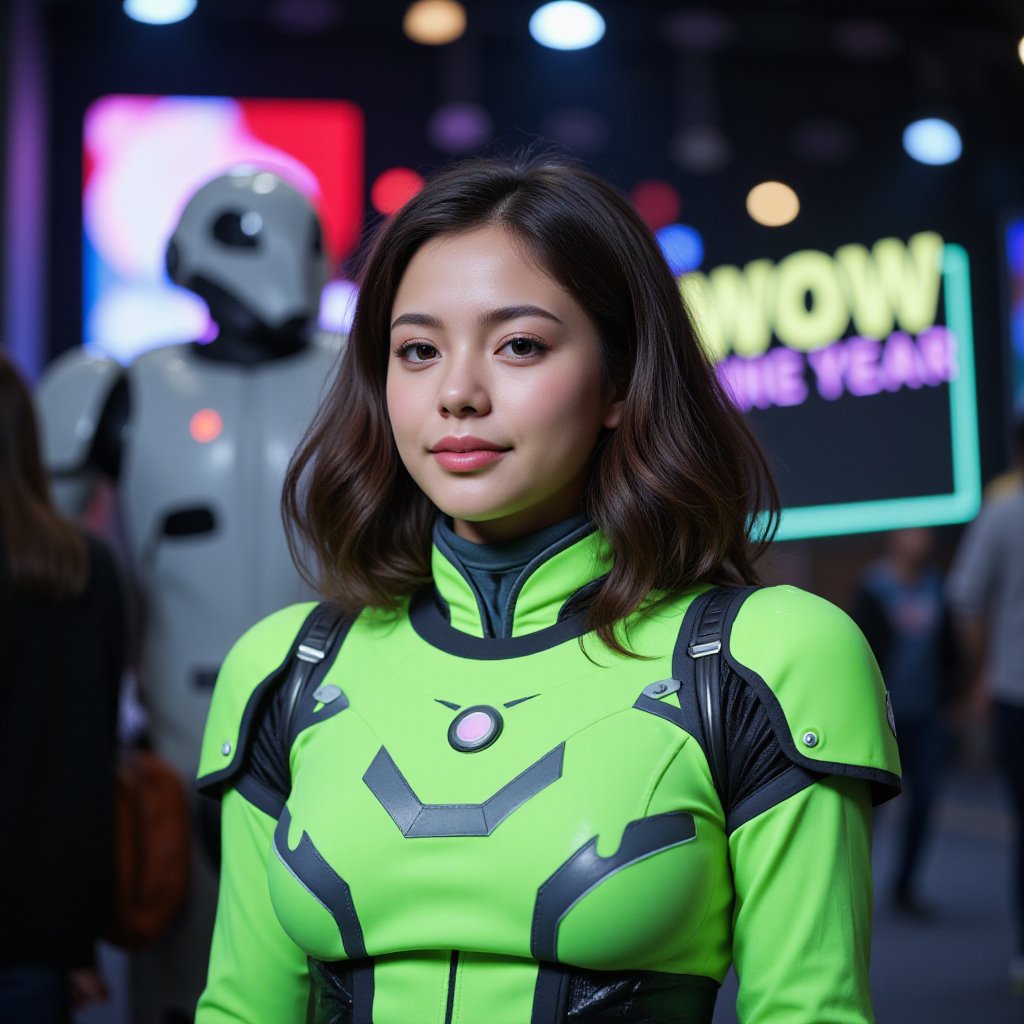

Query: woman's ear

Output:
[602, 385, 625, 430]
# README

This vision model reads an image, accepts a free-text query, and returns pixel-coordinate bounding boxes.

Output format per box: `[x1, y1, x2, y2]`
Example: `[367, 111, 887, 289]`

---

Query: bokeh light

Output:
[671, 124, 731, 174]
[902, 118, 962, 165]
[403, 1, 467, 45]
[656, 224, 704, 275]
[123, 0, 196, 24]
[371, 167, 425, 215]
[746, 181, 800, 227]
[529, 2, 605, 51]
[427, 102, 493, 153]
[320, 279, 360, 335]
[631, 180, 682, 231]
[538, 107, 610, 154]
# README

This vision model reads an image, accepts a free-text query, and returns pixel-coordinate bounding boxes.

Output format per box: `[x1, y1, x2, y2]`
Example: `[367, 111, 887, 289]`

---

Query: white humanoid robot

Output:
[36, 168, 341, 1023]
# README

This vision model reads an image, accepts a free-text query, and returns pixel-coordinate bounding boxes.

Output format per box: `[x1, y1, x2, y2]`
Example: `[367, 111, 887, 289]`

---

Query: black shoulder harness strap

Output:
[280, 601, 351, 744]
[676, 586, 758, 806]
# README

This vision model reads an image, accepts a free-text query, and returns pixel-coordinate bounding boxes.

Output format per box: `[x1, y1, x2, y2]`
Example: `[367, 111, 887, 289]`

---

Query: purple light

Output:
[539, 107, 610, 155]
[427, 102, 492, 154]
[267, 0, 342, 33]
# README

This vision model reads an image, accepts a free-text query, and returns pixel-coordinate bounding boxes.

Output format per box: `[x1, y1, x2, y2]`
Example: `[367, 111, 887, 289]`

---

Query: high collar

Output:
[428, 518, 612, 642]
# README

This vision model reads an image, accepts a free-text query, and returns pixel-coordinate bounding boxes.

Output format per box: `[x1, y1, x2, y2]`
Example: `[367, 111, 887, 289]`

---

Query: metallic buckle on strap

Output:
[688, 640, 722, 659]
[297, 643, 326, 664]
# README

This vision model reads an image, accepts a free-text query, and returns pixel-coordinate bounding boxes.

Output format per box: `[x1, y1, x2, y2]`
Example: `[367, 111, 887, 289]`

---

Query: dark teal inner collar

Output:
[432, 515, 599, 639]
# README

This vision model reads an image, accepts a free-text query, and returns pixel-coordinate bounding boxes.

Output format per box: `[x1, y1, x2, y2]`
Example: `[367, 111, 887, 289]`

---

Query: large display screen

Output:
[82, 94, 363, 362]
[682, 232, 981, 539]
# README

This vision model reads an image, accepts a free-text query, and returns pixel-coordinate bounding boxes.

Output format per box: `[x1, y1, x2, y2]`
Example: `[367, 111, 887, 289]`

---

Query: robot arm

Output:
[35, 347, 126, 518]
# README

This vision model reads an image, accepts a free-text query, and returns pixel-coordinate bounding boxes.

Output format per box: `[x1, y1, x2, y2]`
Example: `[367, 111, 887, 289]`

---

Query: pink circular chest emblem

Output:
[448, 705, 504, 752]
[456, 711, 493, 743]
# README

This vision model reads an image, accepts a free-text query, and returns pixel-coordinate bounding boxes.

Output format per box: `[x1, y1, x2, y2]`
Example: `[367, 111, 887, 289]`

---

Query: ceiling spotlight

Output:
[530, 2, 605, 51]
[902, 118, 962, 166]
[746, 181, 800, 227]
[123, 0, 197, 24]
[404, 0, 467, 45]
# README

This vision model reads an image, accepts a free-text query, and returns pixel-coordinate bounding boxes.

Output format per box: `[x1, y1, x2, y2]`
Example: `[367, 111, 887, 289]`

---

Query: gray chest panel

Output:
[120, 342, 340, 772]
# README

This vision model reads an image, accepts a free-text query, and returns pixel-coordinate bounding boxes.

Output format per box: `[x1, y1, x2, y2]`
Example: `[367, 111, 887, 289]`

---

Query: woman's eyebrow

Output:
[479, 304, 564, 327]
[390, 304, 564, 331]
[391, 311, 444, 331]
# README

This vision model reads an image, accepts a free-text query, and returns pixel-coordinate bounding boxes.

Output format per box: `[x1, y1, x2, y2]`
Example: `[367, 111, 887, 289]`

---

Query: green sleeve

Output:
[196, 788, 309, 1022]
[729, 776, 875, 1024]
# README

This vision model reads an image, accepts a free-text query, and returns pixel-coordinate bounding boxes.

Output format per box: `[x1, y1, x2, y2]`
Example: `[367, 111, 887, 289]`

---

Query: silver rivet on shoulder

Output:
[643, 678, 681, 700]
[221, 741, 232, 756]
[313, 684, 342, 705]
[802, 731, 819, 748]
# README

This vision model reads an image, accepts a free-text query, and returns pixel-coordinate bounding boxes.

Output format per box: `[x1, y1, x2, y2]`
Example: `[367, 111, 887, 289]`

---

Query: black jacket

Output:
[0, 533, 125, 967]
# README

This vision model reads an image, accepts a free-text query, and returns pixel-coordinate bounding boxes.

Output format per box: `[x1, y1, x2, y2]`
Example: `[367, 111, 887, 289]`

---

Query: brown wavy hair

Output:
[283, 154, 779, 653]
[0, 349, 88, 600]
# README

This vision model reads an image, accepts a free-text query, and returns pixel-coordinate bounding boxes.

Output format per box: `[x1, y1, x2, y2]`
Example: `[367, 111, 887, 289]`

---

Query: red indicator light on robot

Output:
[190, 408, 223, 444]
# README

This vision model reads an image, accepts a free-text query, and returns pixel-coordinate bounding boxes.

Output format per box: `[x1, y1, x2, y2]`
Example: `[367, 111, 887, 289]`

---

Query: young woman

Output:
[196, 156, 900, 1024]
[0, 350, 124, 1023]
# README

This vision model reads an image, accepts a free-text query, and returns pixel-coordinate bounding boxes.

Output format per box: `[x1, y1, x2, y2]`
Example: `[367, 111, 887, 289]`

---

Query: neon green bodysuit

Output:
[196, 525, 900, 1023]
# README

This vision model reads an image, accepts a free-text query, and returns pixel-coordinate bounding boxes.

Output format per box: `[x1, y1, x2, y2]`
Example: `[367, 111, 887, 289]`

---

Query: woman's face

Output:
[386, 224, 623, 544]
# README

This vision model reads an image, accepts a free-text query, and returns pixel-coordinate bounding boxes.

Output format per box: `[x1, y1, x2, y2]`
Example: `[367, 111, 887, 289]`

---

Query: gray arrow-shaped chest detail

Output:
[362, 743, 565, 838]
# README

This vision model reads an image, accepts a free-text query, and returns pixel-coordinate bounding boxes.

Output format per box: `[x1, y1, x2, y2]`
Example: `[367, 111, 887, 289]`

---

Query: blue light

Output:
[529, 2, 605, 50]
[902, 118, 962, 166]
[656, 223, 704, 276]
[123, 0, 197, 25]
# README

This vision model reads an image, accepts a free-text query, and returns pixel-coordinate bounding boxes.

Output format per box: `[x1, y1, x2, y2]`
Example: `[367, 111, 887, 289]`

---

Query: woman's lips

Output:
[429, 437, 510, 472]
[432, 449, 508, 471]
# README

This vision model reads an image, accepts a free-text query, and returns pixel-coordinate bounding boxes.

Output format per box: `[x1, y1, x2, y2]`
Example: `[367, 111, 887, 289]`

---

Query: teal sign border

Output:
[773, 243, 981, 540]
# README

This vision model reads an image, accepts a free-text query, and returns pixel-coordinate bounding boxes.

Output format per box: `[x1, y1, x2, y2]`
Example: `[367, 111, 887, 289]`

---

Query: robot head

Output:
[166, 168, 328, 335]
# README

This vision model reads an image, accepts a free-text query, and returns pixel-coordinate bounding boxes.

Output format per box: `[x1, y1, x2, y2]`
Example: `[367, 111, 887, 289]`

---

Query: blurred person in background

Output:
[852, 527, 960, 917]
[947, 412, 1024, 990]
[0, 349, 125, 1022]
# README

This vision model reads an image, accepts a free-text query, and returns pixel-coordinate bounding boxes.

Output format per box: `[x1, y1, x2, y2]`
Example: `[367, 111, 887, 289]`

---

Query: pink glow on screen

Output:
[83, 95, 364, 361]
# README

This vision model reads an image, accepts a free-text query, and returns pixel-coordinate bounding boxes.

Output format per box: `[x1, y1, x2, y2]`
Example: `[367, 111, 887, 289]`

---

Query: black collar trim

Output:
[408, 587, 591, 659]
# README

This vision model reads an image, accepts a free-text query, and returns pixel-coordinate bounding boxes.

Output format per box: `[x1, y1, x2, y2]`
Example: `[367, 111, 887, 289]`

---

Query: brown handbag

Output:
[104, 747, 191, 950]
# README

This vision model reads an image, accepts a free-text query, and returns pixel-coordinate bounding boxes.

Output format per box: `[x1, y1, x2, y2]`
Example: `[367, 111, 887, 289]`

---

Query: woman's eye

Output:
[500, 336, 546, 359]
[398, 342, 439, 363]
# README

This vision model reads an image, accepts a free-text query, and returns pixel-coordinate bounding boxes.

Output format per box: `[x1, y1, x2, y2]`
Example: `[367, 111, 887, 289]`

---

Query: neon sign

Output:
[681, 233, 981, 539]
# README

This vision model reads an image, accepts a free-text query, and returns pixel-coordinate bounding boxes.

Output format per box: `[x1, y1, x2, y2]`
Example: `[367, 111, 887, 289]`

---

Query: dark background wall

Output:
[4, 0, 1023, 578]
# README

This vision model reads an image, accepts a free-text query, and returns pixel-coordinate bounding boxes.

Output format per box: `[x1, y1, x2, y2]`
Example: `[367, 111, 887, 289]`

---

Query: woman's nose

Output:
[438, 355, 491, 417]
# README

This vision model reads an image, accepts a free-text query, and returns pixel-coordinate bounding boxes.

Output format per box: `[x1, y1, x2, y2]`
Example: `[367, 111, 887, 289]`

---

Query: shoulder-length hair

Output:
[284, 154, 779, 653]
[0, 350, 87, 600]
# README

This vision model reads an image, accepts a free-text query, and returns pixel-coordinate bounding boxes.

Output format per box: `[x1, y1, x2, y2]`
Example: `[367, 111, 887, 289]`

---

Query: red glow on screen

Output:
[371, 167, 425, 215]
[239, 100, 363, 263]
